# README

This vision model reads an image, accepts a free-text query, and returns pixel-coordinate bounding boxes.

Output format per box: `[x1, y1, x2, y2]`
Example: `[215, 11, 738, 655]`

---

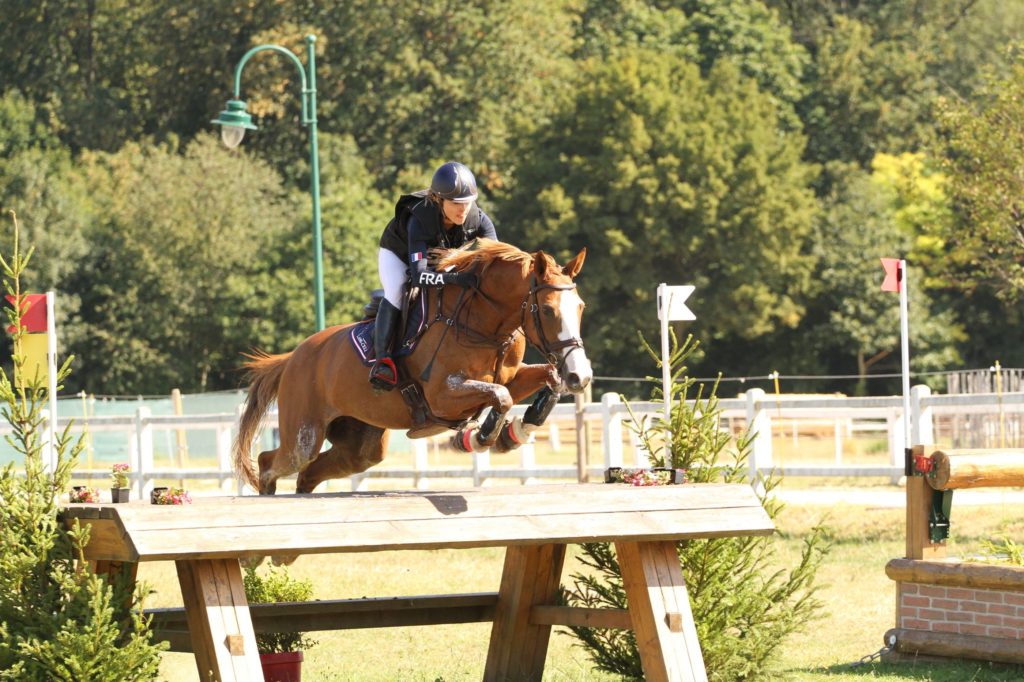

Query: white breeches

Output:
[378, 248, 408, 308]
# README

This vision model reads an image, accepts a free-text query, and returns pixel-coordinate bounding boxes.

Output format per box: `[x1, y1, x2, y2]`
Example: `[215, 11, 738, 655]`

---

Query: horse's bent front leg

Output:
[439, 374, 515, 453]
[455, 386, 563, 455]
[491, 387, 561, 454]
[504, 363, 560, 403]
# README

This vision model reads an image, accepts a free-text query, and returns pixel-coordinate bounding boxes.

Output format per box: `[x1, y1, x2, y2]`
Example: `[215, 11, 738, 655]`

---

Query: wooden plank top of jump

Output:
[61, 482, 773, 563]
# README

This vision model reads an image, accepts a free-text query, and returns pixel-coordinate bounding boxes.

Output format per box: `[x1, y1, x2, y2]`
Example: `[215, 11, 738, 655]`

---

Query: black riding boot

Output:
[369, 299, 401, 390]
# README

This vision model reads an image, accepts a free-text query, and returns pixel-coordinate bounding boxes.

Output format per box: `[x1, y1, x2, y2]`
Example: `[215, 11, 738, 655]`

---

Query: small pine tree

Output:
[243, 565, 317, 654]
[563, 333, 829, 681]
[0, 210, 166, 681]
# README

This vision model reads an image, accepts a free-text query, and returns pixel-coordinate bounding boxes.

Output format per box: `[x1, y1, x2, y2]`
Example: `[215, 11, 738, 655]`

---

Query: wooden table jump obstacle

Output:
[61, 482, 774, 682]
[886, 445, 1024, 664]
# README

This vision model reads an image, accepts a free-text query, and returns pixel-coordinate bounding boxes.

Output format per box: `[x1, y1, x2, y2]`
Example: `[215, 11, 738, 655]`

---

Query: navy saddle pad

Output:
[349, 292, 428, 367]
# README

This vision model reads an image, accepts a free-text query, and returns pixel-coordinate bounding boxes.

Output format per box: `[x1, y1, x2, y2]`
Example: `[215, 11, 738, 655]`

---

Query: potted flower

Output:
[243, 565, 316, 682]
[151, 486, 192, 505]
[110, 463, 130, 502]
[69, 486, 100, 503]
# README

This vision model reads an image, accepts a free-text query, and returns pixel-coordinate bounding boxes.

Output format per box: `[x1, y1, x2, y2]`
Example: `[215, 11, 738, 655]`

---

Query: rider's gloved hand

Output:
[416, 270, 478, 289]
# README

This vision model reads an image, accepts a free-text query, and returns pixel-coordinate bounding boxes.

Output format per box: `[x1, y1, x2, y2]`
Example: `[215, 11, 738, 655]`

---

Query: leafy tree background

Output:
[1, 0, 1023, 395]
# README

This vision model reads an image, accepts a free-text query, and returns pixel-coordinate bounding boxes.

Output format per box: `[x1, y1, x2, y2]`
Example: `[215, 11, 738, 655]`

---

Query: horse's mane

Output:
[435, 238, 540, 273]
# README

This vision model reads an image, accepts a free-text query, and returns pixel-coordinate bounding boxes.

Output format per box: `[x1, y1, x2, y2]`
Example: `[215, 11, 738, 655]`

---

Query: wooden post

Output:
[575, 389, 590, 482]
[745, 389, 771, 485]
[215, 422, 234, 494]
[602, 392, 623, 468]
[485, 543, 566, 681]
[176, 559, 263, 682]
[234, 404, 247, 495]
[906, 446, 946, 561]
[171, 388, 189, 488]
[616, 540, 707, 682]
[548, 422, 561, 452]
[520, 440, 536, 486]
[413, 439, 429, 490]
[134, 407, 154, 499]
[473, 449, 490, 487]
[887, 412, 901, 480]
[833, 418, 842, 465]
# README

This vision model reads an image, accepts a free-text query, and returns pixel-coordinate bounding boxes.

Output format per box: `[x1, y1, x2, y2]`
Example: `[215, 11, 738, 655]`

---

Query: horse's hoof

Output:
[492, 419, 528, 453]
[451, 425, 489, 453]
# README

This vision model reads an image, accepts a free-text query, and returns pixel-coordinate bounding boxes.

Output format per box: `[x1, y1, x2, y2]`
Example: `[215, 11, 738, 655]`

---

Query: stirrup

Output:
[369, 357, 398, 391]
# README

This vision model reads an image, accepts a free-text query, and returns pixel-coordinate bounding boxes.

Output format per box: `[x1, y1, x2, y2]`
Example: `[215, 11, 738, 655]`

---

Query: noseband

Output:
[521, 274, 586, 373]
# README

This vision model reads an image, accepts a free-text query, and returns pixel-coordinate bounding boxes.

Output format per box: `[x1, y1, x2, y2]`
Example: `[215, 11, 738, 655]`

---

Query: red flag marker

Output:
[880, 258, 902, 292]
[5, 294, 47, 333]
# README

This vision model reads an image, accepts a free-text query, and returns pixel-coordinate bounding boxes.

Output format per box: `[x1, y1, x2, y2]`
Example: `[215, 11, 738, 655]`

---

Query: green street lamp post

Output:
[212, 34, 325, 331]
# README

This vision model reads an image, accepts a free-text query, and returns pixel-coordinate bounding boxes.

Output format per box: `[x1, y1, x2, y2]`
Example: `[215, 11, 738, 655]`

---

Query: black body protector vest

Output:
[379, 190, 485, 261]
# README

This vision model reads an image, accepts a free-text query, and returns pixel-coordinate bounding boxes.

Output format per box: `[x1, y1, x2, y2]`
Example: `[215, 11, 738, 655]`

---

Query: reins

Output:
[416, 263, 518, 381]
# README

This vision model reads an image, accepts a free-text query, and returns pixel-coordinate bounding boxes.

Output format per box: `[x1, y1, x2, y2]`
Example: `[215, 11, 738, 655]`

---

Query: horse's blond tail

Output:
[234, 350, 292, 491]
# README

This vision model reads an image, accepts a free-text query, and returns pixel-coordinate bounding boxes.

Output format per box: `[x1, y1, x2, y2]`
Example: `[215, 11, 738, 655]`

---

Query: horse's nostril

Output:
[567, 373, 584, 391]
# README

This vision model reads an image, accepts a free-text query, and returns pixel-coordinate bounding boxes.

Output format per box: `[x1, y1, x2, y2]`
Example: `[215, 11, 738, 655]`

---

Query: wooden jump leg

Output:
[90, 559, 139, 586]
[485, 543, 567, 681]
[90, 560, 140, 612]
[616, 541, 707, 682]
[175, 559, 263, 682]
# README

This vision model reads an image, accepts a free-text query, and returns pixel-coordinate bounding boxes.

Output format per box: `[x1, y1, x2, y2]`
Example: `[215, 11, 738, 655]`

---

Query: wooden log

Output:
[887, 627, 1024, 665]
[926, 449, 1024, 490]
[529, 605, 632, 630]
[147, 593, 501, 652]
[886, 558, 1024, 590]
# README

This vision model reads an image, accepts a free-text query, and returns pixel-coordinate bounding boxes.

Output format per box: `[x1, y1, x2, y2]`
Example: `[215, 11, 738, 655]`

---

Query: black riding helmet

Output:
[430, 161, 478, 203]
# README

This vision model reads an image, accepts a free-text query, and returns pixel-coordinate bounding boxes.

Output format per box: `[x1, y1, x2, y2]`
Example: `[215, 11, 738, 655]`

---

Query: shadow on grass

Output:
[807, 659, 1024, 681]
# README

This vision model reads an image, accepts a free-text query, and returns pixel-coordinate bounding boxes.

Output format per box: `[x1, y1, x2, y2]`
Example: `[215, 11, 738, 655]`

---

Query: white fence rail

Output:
[19, 386, 1024, 494]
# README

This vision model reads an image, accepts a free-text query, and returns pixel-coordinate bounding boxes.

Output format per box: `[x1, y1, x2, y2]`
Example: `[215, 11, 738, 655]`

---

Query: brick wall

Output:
[898, 581, 1024, 639]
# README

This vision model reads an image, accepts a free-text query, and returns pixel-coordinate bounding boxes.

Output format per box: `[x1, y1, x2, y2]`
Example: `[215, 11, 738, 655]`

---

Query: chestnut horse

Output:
[233, 239, 592, 494]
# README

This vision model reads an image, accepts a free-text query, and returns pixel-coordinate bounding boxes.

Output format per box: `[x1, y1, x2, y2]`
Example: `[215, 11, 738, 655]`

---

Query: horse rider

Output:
[370, 161, 499, 390]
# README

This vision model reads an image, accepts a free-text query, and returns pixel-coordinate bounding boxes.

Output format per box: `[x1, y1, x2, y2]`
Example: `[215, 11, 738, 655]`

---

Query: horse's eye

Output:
[542, 305, 556, 318]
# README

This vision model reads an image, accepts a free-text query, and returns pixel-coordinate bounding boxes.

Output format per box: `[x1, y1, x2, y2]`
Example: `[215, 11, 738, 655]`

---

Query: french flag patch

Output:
[410, 252, 425, 263]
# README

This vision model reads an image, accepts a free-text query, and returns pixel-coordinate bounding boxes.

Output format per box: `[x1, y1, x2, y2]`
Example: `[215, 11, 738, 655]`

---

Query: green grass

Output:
[142, 492, 1024, 681]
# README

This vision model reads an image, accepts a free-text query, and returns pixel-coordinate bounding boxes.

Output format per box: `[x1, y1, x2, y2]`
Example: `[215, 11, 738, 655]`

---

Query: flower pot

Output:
[110, 487, 130, 503]
[150, 487, 168, 504]
[651, 467, 687, 484]
[259, 651, 303, 682]
[604, 467, 622, 483]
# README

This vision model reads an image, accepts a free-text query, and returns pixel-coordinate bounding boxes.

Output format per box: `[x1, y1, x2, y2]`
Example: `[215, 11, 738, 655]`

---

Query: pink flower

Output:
[153, 487, 192, 505]
[69, 487, 100, 503]
[111, 463, 130, 488]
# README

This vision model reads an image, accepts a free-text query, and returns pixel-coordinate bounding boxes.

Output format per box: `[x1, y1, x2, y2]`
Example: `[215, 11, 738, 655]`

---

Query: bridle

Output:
[416, 265, 586, 381]
[520, 274, 586, 374]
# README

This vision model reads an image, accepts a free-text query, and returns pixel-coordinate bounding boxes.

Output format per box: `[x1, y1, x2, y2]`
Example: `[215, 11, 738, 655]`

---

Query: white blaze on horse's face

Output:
[557, 288, 592, 393]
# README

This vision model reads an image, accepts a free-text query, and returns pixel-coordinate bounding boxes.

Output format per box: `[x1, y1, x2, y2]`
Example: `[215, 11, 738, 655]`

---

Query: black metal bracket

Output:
[928, 489, 952, 543]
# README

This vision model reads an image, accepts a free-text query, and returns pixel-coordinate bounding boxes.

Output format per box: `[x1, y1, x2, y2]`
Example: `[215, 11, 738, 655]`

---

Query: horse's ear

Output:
[562, 247, 586, 279]
[534, 250, 549, 278]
